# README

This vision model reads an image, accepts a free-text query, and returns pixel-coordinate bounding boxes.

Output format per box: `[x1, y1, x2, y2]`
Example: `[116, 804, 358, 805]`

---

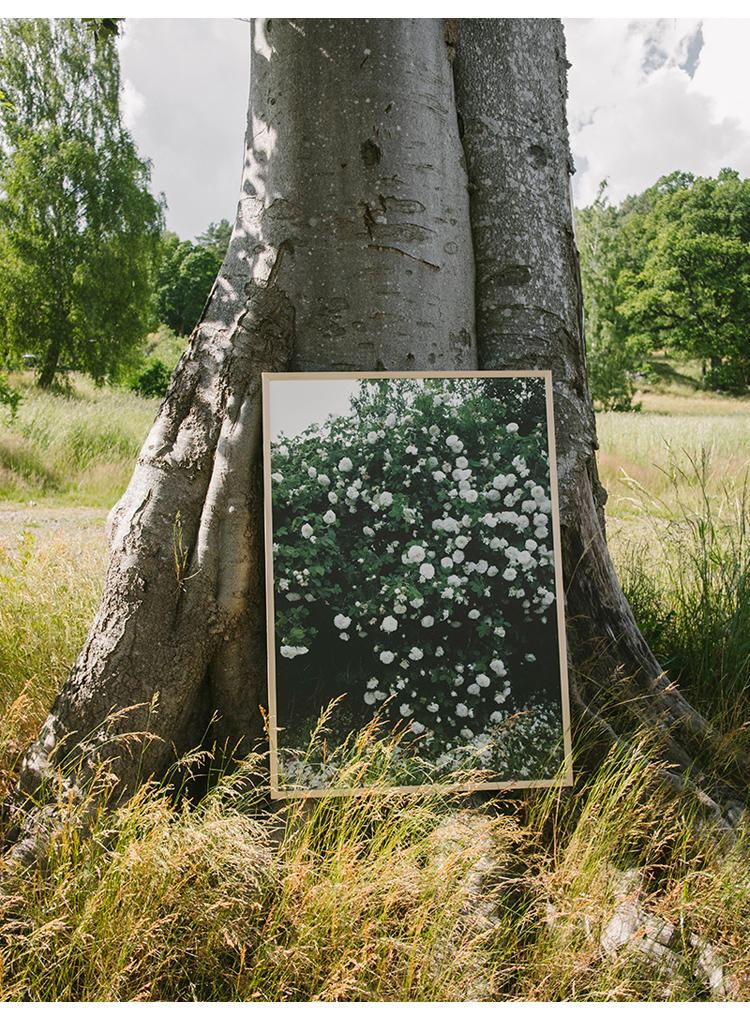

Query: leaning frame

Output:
[262, 371, 573, 798]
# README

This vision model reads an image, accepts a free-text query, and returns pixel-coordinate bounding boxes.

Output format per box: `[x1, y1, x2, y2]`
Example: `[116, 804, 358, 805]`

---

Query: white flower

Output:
[393, 604, 407, 614]
[271, 472, 283, 483]
[410, 720, 425, 735]
[381, 616, 398, 633]
[280, 645, 309, 658]
[429, 425, 440, 437]
[506, 422, 519, 432]
[386, 412, 397, 427]
[446, 434, 459, 447]
[419, 562, 435, 580]
[410, 597, 424, 608]
[490, 658, 507, 677]
[334, 613, 351, 629]
[339, 632, 350, 641]
[452, 550, 465, 564]
[367, 431, 378, 443]
[399, 703, 413, 717]
[408, 647, 423, 661]
[407, 545, 426, 563]
[490, 711, 503, 725]
[328, 491, 338, 504]
[307, 466, 317, 478]
[301, 523, 314, 539]
[476, 673, 491, 687]
[427, 702, 439, 712]
[525, 653, 537, 662]
[277, 445, 288, 457]
[323, 510, 336, 524]
[503, 567, 517, 581]
[460, 727, 474, 739]
[317, 473, 330, 486]
[405, 444, 418, 455]
[338, 456, 353, 472]
[380, 650, 395, 664]
[455, 535, 469, 549]
[467, 683, 480, 695]
[455, 455, 469, 469]
[364, 692, 377, 705]
[468, 609, 480, 620]
[433, 470, 446, 482]
[421, 615, 434, 628]
[455, 703, 469, 717]
[379, 491, 393, 507]
[441, 557, 453, 569]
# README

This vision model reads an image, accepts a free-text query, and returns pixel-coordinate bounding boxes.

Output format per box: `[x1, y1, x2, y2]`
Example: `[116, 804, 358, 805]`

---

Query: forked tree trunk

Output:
[12, 18, 736, 819]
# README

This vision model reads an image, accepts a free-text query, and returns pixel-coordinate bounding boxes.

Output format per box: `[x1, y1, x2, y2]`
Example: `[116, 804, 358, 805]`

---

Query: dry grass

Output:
[0, 373, 749, 1001]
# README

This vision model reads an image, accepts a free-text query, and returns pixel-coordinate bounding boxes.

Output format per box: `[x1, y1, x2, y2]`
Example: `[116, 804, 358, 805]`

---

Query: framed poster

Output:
[262, 372, 572, 797]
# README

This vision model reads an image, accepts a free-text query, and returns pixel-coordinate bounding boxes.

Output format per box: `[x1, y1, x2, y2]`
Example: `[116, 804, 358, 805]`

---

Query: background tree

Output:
[13, 20, 736, 827]
[195, 218, 233, 260]
[577, 168, 750, 398]
[575, 183, 652, 411]
[0, 18, 163, 388]
[618, 169, 750, 393]
[154, 232, 223, 337]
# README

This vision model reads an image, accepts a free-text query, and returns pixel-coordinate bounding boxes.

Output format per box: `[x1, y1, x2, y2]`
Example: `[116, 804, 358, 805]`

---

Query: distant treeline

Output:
[576, 168, 750, 409]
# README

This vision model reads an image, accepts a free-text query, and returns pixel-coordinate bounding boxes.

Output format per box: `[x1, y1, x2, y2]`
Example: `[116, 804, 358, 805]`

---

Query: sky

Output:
[104, 15, 750, 240]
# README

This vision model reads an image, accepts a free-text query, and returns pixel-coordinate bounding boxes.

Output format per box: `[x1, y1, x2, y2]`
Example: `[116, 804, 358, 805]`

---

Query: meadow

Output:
[0, 367, 749, 1001]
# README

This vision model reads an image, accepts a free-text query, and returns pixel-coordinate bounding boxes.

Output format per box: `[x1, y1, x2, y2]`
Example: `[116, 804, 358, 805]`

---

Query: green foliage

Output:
[0, 19, 164, 388]
[270, 377, 564, 785]
[195, 217, 232, 259]
[155, 232, 222, 336]
[578, 170, 750, 401]
[0, 373, 22, 421]
[576, 183, 652, 411]
[129, 359, 172, 398]
[80, 17, 123, 43]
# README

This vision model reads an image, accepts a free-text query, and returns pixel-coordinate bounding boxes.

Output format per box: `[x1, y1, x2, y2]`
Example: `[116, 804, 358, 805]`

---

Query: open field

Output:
[1, 369, 750, 1000]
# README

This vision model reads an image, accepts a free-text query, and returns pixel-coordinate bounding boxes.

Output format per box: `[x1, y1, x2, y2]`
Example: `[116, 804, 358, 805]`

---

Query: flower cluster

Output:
[270, 376, 564, 779]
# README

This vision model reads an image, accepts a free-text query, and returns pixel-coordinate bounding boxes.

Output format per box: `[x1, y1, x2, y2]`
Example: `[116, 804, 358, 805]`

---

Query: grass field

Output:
[1, 367, 749, 1001]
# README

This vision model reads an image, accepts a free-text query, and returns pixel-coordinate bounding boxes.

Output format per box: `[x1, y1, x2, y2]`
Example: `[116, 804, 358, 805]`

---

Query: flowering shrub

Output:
[269, 376, 565, 783]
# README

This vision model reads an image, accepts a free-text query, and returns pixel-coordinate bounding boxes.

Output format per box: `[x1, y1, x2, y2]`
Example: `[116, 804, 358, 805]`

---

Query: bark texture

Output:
[15, 18, 475, 804]
[453, 19, 719, 788]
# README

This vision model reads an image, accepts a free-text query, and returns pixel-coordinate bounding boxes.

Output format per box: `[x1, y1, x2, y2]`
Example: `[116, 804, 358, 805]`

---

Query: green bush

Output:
[130, 359, 172, 398]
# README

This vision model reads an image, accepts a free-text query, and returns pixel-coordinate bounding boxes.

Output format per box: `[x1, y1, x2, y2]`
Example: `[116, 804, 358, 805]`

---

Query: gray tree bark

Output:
[453, 20, 716, 778]
[10, 18, 733, 820]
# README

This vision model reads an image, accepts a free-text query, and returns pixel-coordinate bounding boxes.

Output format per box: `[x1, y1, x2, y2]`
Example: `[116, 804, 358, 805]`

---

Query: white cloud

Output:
[565, 18, 750, 207]
[117, 18, 250, 241]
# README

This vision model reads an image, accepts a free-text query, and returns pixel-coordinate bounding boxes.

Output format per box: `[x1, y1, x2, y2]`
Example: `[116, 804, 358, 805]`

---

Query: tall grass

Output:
[1, 722, 749, 1001]
[597, 411, 750, 507]
[0, 373, 159, 505]
[606, 449, 750, 755]
[0, 528, 107, 788]
[1, 380, 750, 1000]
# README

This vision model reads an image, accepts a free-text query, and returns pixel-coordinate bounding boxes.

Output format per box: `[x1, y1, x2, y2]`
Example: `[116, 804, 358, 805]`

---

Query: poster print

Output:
[262, 372, 572, 797]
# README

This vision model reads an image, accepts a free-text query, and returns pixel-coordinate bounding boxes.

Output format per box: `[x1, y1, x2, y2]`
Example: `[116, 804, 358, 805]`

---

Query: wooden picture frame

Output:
[262, 372, 572, 797]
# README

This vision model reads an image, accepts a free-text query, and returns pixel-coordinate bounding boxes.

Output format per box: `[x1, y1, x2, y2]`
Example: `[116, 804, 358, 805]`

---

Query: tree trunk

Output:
[453, 20, 715, 778]
[11, 18, 738, 819]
